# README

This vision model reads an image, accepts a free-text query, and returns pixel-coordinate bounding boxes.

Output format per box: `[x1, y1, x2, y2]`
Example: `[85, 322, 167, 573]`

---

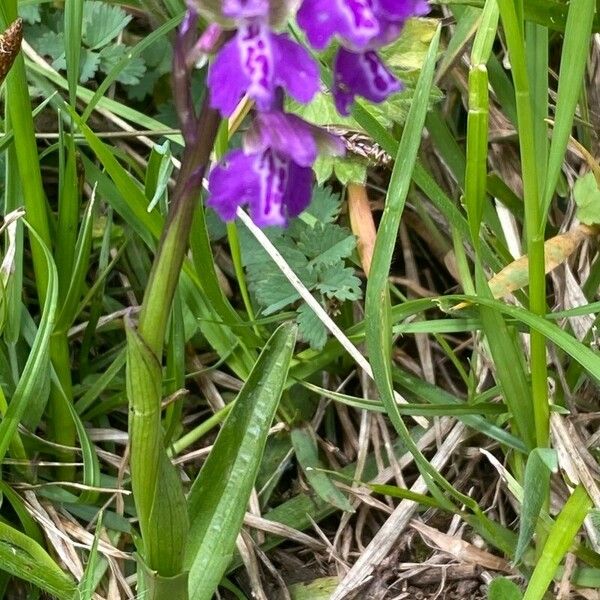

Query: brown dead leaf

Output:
[410, 520, 513, 573]
[487, 224, 598, 300]
[347, 183, 377, 276]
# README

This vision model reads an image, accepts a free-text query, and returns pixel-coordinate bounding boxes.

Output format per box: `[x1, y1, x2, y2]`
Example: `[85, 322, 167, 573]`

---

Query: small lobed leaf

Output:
[317, 266, 362, 301]
[79, 49, 101, 83]
[573, 171, 600, 225]
[82, 1, 132, 50]
[99, 45, 147, 85]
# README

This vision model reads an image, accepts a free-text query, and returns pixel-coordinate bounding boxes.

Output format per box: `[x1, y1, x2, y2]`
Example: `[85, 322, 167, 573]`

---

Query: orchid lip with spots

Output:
[183, 0, 429, 227]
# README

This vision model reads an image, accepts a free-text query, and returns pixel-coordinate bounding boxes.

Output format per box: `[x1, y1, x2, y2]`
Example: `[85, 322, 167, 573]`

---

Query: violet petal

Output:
[333, 48, 401, 115]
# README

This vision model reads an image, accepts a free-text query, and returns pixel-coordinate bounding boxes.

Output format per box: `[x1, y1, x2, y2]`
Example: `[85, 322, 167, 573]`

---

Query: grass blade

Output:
[523, 485, 592, 600]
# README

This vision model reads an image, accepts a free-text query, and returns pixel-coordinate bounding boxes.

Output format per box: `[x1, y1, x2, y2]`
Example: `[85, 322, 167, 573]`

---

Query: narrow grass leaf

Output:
[64, 0, 83, 105]
[515, 448, 558, 562]
[523, 485, 591, 600]
[0, 223, 57, 463]
[78, 512, 103, 600]
[185, 322, 297, 600]
[0, 521, 75, 599]
[542, 0, 596, 222]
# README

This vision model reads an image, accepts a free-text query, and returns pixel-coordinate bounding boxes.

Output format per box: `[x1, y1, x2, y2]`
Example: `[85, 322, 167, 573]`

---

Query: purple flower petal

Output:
[251, 150, 289, 227]
[297, 0, 380, 50]
[377, 0, 430, 20]
[207, 36, 251, 116]
[246, 112, 318, 166]
[272, 33, 319, 105]
[208, 25, 318, 116]
[207, 147, 315, 227]
[222, 0, 269, 19]
[207, 150, 260, 221]
[333, 48, 401, 115]
[284, 161, 314, 217]
[245, 111, 345, 167]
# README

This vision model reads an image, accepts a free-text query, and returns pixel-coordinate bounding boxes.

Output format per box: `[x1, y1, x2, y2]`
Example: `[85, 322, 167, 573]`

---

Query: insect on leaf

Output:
[0, 19, 23, 87]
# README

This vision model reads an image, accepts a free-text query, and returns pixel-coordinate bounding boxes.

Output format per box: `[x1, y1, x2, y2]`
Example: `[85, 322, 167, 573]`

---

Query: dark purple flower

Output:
[194, 0, 298, 28]
[333, 48, 401, 115]
[245, 111, 345, 166]
[297, 0, 379, 51]
[207, 111, 344, 226]
[207, 148, 313, 227]
[208, 22, 319, 116]
[297, 0, 429, 50]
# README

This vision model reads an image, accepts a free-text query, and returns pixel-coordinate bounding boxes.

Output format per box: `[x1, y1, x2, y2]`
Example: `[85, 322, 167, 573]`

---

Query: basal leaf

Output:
[185, 323, 297, 600]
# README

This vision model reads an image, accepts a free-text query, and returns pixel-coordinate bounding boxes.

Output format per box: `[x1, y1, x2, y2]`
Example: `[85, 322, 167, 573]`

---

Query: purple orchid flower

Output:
[185, 0, 431, 228]
[297, 0, 429, 50]
[297, 0, 429, 115]
[208, 22, 319, 116]
[197, 0, 319, 116]
[207, 111, 344, 227]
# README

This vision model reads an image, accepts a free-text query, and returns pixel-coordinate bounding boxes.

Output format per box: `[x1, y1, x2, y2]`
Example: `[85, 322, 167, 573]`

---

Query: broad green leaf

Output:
[185, 323, 297, 600]
[380, 18, 440, 70]
[488, 577, 523, 600]
[291, 425, 355, 513]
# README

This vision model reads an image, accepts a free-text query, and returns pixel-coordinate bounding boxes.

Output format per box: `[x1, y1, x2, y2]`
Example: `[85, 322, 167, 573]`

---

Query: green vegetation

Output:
[0, 0, 598, 599]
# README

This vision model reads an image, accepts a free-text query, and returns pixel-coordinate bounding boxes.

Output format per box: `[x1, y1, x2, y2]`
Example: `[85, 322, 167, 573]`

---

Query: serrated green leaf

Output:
[573, 172, 600, 225]
[317, 266, 362, 301]
[296, 303, 328, 350]
[299, 223, 356, 269]
[19, 5, 40, 24]
[306, 186, 342, 223]
[36, 30, 66, 62]
[83, 1, 132, 49]
[79, 49, 101, 83]
[99, 45, 147, 85]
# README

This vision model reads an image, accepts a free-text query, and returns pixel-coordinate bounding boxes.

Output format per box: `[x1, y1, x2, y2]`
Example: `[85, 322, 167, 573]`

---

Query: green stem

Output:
[498, 0, 549, 448]
[137, 102, 221, 355]
[127, 96, 220, 589]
